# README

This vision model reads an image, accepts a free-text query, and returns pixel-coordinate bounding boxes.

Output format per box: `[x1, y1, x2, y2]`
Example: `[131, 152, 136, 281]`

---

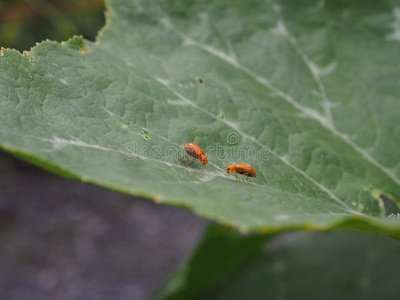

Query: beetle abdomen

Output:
[185, 147, 200, 159]
[236, 169, 247, 175]
[237, 169, 256, 177]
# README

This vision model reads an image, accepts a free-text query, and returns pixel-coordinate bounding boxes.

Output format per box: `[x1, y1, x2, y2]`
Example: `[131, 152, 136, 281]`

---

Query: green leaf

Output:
[150, 224, 272, 300]
[152, 225, 400, 300]
[1, 0, 400, 235]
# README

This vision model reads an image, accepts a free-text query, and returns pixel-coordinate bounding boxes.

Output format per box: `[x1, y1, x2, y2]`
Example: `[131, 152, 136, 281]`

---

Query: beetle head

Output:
[224, 166, 231, 175]
[201, 155, 208, 165]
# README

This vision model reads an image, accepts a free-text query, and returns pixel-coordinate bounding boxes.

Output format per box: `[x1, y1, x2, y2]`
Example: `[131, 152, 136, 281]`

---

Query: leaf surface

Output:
[1, 0, 400, 234]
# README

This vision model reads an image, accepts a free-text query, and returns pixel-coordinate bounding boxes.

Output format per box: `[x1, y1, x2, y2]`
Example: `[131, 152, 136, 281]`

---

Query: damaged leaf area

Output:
[0, 0, 400, 236]
[61, 36, 89, 54]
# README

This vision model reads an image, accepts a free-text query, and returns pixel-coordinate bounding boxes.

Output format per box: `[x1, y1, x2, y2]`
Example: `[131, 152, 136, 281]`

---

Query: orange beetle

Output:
[180, 142, 208, 166]
[224, 163, 256, 182]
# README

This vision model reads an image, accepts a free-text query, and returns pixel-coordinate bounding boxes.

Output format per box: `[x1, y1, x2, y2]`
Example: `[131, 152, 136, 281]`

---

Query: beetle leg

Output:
[177, 152, 189, 160]
[235, 172, 238, 182]
[184, 158, 195, 166]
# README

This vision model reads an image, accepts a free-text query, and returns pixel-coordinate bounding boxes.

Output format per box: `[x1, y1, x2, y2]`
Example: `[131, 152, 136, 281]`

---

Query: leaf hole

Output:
[140, 130, 150, 140]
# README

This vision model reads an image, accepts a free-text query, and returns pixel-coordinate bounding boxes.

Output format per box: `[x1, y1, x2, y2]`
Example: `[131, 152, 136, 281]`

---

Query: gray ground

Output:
[0, 152, 207, 300]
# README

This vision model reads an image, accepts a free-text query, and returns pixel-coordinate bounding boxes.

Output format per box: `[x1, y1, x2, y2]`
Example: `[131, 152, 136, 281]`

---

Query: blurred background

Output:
[0, 1, 207, 299]
[0, 0, 105, 50]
